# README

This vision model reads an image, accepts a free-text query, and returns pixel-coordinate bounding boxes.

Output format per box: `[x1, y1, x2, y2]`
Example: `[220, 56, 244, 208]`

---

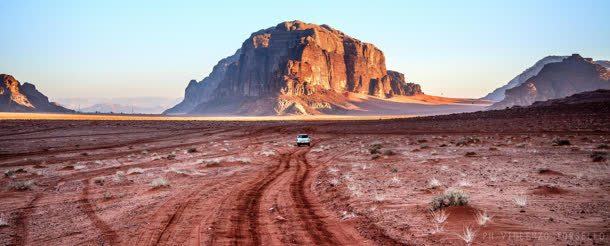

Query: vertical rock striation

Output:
[165, 20, 422, 115]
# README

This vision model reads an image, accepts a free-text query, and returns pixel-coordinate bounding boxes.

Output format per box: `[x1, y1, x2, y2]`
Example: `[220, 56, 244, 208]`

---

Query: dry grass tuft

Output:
[127, 167, 145, 175]
[475, 210, 492, 226]
[151, 177, 170, 188]
[9, 180, 34, 191]
[456, 226, 476, 245]
[0, 213, 9, 227]
[513, 195, 528, 207]
[428, 178, 442, 189]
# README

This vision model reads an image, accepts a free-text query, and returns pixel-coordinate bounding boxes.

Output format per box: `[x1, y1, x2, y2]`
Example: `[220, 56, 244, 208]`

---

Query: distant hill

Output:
[483, 56, 610, 102]
[56, 97, 181, 114]
[489, 54, 610, 109]
[0, 74, 73, 113]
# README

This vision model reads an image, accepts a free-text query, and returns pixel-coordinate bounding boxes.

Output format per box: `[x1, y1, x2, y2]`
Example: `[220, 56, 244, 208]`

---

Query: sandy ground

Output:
[0, 103, 608, 245]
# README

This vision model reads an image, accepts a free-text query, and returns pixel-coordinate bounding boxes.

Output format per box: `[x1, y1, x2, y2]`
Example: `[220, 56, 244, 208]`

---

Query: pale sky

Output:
[1, 0, 609, 99]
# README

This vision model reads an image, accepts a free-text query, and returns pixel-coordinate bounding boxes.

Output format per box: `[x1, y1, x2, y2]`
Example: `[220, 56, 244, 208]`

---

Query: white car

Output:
[296, 134, 311, 146]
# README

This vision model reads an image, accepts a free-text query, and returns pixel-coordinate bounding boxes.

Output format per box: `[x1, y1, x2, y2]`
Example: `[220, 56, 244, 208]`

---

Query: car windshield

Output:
[298, 134, 309, 138]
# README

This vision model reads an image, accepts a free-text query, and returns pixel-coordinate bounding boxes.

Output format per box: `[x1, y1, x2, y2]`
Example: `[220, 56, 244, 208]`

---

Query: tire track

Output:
[79, 179, 120, 245]
[11, 193, 42, 246]
[290, 149, 339, 245]
[230, 152, 294, 245]
[206, 151, 293, 245]
[131, 177, 243, 246]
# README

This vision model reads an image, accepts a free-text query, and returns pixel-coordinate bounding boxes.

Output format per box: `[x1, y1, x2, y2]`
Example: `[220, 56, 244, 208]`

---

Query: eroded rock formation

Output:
[0, 74, 72, 112]
[490, 54, 610, 109]
[165, 20, 422, 115]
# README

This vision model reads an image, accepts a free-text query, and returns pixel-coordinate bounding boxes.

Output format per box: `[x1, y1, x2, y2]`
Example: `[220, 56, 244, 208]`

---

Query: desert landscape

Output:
[1, 97, 608, 245]
[2, 2, 609, 245]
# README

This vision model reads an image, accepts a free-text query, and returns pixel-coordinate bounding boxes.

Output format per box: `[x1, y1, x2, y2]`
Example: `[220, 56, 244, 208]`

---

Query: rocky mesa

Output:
[165, 20, 423, 115]
[490, 54, 610, 109]
[0, 74, 72, 113]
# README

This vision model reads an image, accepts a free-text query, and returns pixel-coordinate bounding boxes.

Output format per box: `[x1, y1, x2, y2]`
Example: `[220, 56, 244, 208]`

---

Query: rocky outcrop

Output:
[596, 60, 610, 69]
[165, 20, 423, 115]
[490, 54, 610, 109]
[164, 50, 241, 114]
[530, 89, 610, 107]
[0, 74, 72, 112]
[482, 56, 567, 101]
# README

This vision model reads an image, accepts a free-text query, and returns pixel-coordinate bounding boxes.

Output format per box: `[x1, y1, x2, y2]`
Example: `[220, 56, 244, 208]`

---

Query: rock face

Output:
[165, 20, 422, 115]
[0, 74, 72, 112]
[596, 60, 610, 69]
[490, 54, 610, 109]
[530, 89, 610, 107]
[482, 56, 567, 101]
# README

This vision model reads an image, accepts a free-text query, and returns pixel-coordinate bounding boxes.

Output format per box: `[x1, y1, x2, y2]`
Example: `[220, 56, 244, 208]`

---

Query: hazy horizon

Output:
[1, 0, 609, 100]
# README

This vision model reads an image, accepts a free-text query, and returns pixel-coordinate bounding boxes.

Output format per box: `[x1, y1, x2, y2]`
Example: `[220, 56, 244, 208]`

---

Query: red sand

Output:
[0, 103, 608, 245]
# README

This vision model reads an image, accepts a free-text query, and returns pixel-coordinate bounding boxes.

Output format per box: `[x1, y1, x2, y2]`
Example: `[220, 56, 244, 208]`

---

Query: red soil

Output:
[0, 101, 608, 245]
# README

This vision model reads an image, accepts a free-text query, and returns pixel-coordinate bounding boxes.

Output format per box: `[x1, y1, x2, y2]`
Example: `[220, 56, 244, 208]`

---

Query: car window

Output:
[298, 134, 308, 138]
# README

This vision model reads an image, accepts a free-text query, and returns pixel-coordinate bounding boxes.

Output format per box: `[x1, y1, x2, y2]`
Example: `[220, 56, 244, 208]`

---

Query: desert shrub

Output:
[9, 180, 34, 191]
[590, 151, 607, 162]
[0, 213, 8, 227]
[4, 170, 16, 178]
[382, 149, 396, 156]
[329, 178, 341, 187]
[552, 139, 571, 146]
[92, 176, 105, 185]
[455, 136, 480, 146]
[464, 152, 477, 157]
[187, 148, 198, 153]
[371, 154, 381, 160]
[596, 144, 609, 149]
[428, 178, 442, 189]
[513, 195, 528, 207]
[259, 148, 276, 156]
[430, 188, 469, 210]
[103, 192, 113, 200]
[150, 177, 170, 188]
[369, 145, 381, 154]
[227, 157, 251, 164]
[4, 168, 27, 178]
[114, 171, 126, 181]
[166, 154, 176, 160]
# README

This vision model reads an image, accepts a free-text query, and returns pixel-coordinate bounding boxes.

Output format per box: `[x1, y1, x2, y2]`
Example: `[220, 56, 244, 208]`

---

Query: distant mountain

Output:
[56, 97, 180, 114]
[165, 20, 424, 116]
[489, 54, 610, 109]
[483, 56, 610, 101]
[482, 56, 567, 101]
[0, 74, 72, 113]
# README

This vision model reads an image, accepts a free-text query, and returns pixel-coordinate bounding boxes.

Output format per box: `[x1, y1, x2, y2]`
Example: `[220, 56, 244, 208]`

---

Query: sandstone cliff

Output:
[165, 21, 422, 115]
[0, 74, 72, 112]
[490, 54, 610, 109]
